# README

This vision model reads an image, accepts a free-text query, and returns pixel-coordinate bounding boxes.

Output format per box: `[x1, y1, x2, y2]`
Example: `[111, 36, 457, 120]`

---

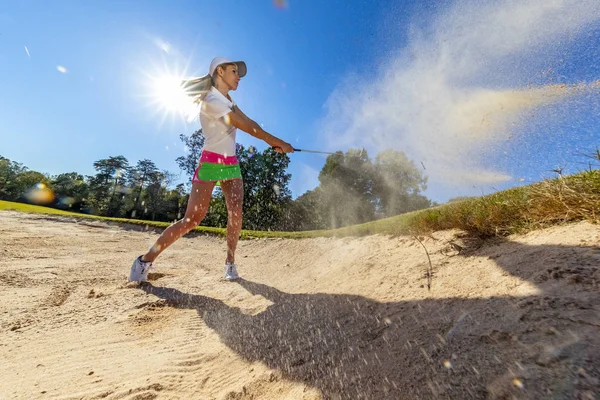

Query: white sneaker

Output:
[224, 262, 239, 281]
[129, 255, 153, 282]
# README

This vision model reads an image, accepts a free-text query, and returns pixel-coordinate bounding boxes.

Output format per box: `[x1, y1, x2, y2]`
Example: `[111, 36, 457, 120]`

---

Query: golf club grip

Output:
[271, 147, 334, 155]
[271, 146, 301, 151]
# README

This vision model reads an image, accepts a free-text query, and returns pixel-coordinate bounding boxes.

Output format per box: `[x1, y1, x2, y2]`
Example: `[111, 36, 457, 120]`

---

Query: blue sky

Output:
[1, 0, 600, 203]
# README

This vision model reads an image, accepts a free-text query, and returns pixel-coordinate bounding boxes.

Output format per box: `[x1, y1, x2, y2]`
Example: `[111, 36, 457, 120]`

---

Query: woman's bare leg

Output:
[220, 179, 244, 264]
[141, 181, 215, 262]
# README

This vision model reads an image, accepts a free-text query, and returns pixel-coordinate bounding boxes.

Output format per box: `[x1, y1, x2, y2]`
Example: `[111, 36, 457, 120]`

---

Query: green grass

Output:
[2, 169, 599, 238]
[0, 200, 310, 239]
[384, 169, 600, 237]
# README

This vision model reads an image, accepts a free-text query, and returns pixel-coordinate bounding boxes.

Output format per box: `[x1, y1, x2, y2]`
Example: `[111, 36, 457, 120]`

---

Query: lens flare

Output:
[274, 0, 288, 9]
[59, 196, 75, 207]
[25, 183, 54, 205]
[155, 39, 171, 53]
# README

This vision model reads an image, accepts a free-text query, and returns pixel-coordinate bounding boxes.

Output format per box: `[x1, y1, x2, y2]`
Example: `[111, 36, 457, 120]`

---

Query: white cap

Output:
[209, 57, 247, 78]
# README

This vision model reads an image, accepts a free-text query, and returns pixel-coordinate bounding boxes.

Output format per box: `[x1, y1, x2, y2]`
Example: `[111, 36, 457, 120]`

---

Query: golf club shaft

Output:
[293, 148, 336, 155]
[271, 146, 336, 155]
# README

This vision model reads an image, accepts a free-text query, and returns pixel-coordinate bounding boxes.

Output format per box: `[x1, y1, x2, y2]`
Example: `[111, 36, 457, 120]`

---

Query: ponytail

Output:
[180, 74, 214, 103]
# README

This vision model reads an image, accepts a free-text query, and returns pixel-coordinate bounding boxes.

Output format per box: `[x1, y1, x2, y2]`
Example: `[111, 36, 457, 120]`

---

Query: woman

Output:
[129, 57, 294, 282]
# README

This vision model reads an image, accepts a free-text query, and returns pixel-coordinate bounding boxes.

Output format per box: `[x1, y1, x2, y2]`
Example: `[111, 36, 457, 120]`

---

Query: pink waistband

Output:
[200, 150, 239, 165]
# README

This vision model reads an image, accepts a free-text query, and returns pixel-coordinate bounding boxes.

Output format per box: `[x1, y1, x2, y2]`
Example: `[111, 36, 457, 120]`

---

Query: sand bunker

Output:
[0, 211, 598, 399]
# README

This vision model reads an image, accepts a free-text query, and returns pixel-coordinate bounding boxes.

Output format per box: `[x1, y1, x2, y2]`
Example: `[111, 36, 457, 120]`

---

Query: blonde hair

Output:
[181, 63, 235, 103]
[180, 75, 212, 103]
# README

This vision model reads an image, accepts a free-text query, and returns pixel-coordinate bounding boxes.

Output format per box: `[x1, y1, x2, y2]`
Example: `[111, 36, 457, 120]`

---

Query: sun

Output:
[148, 73, 198, 121]
[136, 57, 202, 128]
[151, 75, 186, 113]
[135, 41, 205, 129]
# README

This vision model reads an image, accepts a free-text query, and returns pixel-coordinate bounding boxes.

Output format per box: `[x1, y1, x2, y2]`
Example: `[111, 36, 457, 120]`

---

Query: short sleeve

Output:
[201, 93, 233, 119]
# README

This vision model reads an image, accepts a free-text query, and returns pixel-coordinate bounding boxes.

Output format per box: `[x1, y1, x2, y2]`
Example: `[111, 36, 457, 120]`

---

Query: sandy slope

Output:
[0, 210, 599, 400]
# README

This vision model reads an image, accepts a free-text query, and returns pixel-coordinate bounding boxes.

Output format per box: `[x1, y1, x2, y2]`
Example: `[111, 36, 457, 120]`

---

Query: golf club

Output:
[293, 148, 337, 155]
[272, 147, 337, 155]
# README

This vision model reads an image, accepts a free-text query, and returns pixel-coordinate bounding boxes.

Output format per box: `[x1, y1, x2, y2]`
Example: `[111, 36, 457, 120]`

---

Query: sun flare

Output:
[149, 74, 198, 121]
[137, 42, 204, 128]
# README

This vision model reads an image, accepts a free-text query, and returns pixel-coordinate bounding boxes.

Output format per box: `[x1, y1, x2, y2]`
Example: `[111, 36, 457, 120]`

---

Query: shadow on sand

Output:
[143, 239, 600, 399]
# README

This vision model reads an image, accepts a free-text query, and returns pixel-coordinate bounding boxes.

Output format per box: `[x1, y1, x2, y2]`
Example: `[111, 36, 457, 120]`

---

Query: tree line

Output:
[0, 129, 433, 231]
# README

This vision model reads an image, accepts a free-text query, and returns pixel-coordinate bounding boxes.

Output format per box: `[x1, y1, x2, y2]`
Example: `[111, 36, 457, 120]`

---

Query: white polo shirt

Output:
[199, 86, 237, 157]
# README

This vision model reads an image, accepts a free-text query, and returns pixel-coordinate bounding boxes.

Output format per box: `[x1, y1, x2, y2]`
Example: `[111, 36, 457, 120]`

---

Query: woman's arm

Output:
[225, 106, 294, 153]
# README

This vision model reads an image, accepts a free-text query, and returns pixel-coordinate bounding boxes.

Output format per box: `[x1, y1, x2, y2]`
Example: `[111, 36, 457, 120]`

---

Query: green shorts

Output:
[192, 151, 242, 184]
